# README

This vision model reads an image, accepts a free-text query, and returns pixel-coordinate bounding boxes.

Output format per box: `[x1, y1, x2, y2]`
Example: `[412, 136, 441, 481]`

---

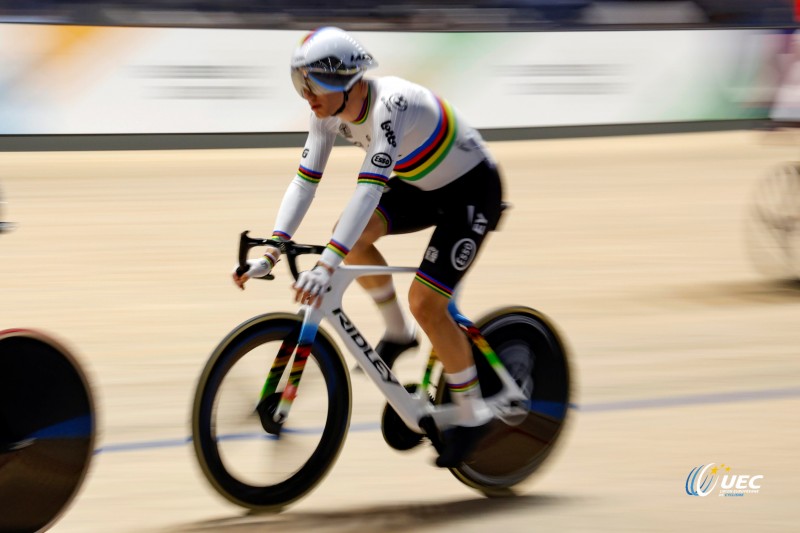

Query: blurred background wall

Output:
[0, 1, 795, 30]
[0, 1, 797, 146]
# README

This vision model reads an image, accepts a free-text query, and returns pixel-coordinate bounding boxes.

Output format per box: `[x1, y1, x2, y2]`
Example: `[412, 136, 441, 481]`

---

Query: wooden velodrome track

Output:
[1, 131, 799, 532]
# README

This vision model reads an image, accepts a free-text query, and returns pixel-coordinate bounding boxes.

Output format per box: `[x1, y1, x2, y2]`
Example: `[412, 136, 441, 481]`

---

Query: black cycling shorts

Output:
[375, 159, 503, 298]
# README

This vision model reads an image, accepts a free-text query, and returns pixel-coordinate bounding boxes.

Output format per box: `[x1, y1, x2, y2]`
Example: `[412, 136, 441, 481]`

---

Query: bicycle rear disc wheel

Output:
[436, 307, 571, 493]
[0, 329, 95, 533]
[192, 314, 351, 512]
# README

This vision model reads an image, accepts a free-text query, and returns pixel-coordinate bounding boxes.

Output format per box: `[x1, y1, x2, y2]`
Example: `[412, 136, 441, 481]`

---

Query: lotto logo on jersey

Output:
[381, 121, 397, 147]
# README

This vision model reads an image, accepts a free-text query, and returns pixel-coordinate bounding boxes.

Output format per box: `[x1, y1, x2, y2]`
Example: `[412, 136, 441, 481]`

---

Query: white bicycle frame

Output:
[275, 263, 529, 434]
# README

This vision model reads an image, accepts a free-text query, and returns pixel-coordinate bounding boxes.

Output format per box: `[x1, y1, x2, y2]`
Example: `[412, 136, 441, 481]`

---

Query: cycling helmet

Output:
[291, 27, 377, 98]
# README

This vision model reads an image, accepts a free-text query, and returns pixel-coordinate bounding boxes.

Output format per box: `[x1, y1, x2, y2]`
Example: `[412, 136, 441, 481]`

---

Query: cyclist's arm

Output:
[317, 103, 411, 269]
[317, 183, 384, 270]
[271, 117, 336, 242]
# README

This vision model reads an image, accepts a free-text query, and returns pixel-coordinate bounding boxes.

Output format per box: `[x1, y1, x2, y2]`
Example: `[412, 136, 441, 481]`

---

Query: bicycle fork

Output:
[258, 306, 323, 432]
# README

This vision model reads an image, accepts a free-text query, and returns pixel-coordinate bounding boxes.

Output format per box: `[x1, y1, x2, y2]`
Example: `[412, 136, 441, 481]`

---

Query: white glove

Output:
[294, 264, 333, 305]
[235, 248, 280, 281]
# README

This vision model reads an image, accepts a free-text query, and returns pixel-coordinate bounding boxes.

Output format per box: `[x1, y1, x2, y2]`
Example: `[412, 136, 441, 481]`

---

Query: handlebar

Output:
[236, 231, 326, 281]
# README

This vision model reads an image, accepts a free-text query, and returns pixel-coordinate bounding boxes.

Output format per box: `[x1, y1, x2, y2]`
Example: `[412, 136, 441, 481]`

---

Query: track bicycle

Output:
[192, 231, 571, 512]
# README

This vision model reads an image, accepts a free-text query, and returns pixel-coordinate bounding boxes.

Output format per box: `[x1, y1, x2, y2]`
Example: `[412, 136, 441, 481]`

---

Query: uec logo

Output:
[686, 463, 719, 497]
[686, 463, 763, 496]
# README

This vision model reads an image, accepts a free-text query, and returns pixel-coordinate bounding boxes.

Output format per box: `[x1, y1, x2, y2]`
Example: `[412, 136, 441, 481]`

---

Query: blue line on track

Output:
[92, 386, 800, 456]
[571, 385, 800, 413]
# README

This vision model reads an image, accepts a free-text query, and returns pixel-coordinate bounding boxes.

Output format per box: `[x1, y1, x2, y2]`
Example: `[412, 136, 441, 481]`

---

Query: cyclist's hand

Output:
[233, 247, 280, 290]
[294, 263, 334, 306]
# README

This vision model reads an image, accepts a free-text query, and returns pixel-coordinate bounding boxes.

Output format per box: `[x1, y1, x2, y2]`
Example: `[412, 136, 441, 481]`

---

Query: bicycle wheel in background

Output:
[0, 185, 12, 234]
[436, 307, 571, 494]
[0, 329, 96, 533]
[192, 313, 351, 512]
[745, 162, 800, 281]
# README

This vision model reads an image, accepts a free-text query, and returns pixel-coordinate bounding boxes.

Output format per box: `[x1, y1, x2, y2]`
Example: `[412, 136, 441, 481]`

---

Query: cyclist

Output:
[234, 27, 504, 468]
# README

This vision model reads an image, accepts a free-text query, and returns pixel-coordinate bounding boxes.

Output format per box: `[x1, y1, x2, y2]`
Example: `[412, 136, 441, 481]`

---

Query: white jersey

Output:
[271, 76, 492, 268]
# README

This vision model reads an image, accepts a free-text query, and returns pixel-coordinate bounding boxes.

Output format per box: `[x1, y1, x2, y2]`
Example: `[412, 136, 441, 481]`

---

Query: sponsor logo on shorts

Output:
[371, 152, 393, 168]
[472, 214, 488, 235]
[425, 246, 439, 263]
[467, 206, 488, 235]
[451, 238, 476, 271]
[339, 124, 352, 138]
[685, 463, 764, 497]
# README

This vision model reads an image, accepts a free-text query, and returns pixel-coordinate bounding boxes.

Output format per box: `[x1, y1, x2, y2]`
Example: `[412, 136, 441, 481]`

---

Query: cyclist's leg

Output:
[407, 160, 503, 466]
[346, 177, 437, 275]
[410, 159, 503, 374]
[343, 179, 436, 361]
[345, 211, 391, 291]
[345, 214, 418, 365]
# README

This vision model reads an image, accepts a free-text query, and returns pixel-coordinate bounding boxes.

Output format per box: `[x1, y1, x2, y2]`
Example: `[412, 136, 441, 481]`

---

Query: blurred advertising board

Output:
[0, 25, 779, 134]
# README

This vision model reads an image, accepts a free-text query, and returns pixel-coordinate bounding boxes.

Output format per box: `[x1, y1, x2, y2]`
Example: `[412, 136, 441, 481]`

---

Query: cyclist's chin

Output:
[311, 107, 330, 119]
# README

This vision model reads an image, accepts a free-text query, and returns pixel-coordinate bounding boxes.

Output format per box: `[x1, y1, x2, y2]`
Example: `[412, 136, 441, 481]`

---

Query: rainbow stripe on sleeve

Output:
[297, 165, 322, 184]
[357, 172, 389, 186]
[394, 96, 457, 181]
[325, 239, 350, 259]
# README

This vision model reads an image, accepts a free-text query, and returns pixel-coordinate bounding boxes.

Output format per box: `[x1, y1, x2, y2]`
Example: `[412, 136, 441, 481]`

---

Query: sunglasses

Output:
[291, 67, 359, 97]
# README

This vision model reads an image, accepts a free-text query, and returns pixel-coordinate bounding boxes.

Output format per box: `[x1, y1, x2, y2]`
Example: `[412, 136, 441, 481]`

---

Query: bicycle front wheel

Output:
[192, 313, 351, 512]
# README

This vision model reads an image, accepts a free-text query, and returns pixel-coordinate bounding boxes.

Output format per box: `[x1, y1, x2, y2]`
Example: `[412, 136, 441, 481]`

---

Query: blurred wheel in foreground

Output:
[745, 162, 800, 282]
[0, 329, 95, 533]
